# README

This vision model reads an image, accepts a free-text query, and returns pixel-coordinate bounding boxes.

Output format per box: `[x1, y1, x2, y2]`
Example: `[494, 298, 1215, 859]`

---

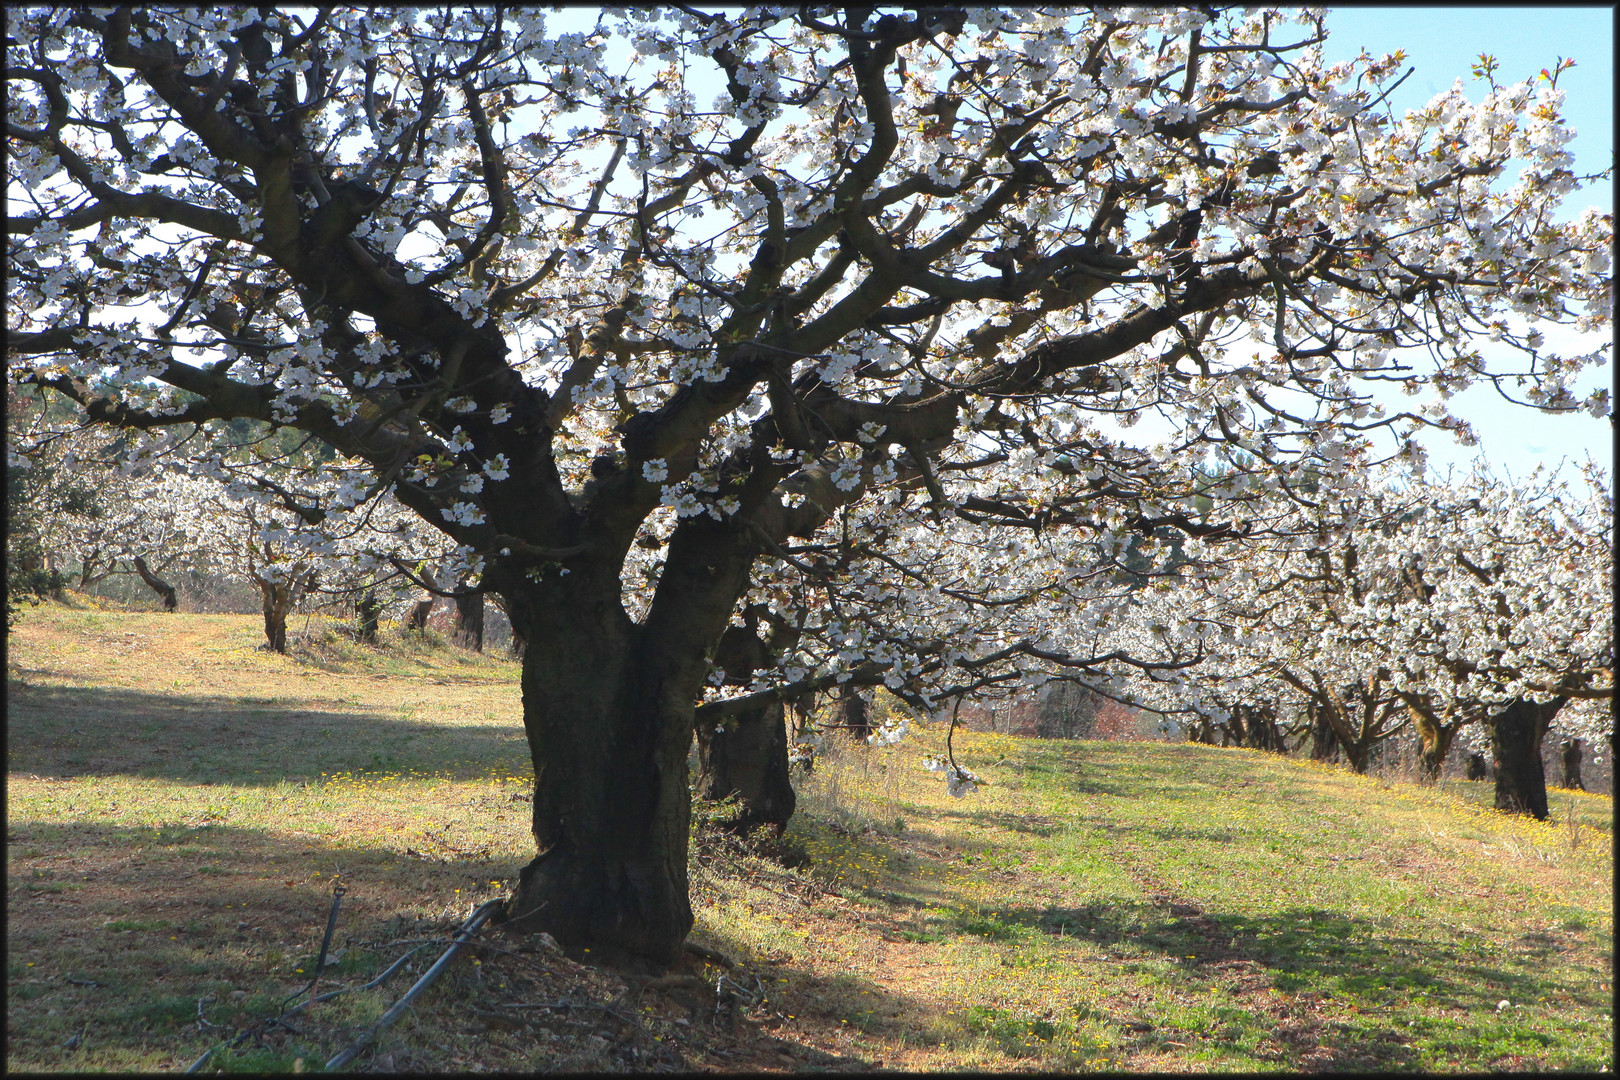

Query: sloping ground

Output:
[7, 602, 1613, 1072]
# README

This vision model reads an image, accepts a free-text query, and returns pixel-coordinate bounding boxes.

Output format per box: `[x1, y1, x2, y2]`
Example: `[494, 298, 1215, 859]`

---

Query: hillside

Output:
[7, 602, 1613, 1072]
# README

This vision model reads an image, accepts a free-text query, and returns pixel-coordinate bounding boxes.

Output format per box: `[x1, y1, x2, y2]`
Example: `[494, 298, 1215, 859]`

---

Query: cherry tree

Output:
[8, 7, 1610, 966]
[1392, 464, 1612, 815]
[1134, 460, 1611, 806]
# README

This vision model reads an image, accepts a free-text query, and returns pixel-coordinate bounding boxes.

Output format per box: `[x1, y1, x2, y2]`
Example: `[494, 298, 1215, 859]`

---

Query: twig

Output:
[498, 999, 623, 1013]
[195, 997, 228, 1034]
[280, 882, 347, 1014]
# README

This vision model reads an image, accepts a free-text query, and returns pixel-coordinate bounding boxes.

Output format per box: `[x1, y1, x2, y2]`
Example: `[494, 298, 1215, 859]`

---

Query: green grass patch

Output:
[6, 604, 1614, 1073]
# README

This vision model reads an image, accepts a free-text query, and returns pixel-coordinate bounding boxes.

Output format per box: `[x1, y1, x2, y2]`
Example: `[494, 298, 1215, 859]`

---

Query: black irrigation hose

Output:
[182, 887, 438, 1076]
[324, 899, 505, 1072]
[183, 944, 434, 1074]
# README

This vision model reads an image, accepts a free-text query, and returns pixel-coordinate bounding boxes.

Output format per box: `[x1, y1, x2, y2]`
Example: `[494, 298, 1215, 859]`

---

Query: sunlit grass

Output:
[7, 604, 1614, 1072]
[692, 717, 1612, 1071]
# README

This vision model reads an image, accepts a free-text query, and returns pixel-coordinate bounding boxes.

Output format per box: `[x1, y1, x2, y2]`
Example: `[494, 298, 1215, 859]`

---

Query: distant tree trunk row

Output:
[1176, 686, 1580, 822]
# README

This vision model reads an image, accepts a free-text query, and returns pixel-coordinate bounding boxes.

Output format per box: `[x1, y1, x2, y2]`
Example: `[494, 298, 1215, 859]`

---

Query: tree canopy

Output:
[7, 5, 1611, 967]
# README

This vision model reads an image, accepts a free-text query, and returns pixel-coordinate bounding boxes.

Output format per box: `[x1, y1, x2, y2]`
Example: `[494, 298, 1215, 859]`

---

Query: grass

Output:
[7, 600, 1614, 1072]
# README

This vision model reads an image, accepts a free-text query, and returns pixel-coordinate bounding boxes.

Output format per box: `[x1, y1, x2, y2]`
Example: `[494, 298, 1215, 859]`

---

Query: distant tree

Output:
[1035, 681, 1101, 740]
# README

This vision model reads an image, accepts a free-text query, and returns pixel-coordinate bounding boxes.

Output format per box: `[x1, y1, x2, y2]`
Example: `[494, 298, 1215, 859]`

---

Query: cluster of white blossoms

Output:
[1121, 457, 1612, 762]
[924, 756, 982, 798]
[866, 717, 911, 747]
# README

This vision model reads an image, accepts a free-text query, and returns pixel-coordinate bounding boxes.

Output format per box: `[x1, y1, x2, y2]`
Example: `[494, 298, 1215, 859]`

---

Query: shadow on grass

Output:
[7, 818, 891, 1074]
[7, 681, 530, 785]
[992, 898, 1608, 1071]
[6, 818, 529, 1071]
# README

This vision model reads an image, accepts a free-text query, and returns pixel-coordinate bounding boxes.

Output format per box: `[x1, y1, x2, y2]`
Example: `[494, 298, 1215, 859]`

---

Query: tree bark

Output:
[1485, 697, 1564, 820]
[693, 624, 797, 835]
[1465, 752, 1491, 781]
[499, 515, 760, 971]
[505, 629, 694, 971]
[1408, 706, 1461, 783]
[356, 591, 381, 643]
[838, 684, 872, 740]
[256, 568, 313, 653]
[44, 552, 64, 600]
[1240, 704, 1284, 753]
[407, 596, 433, 631]
[1223, 707, 1244, 748]
[1560, 738, 1585, 791]
[694, 700, 797, 836]
[259, 578, 293, 653]
[132, 555, 178, 612]
[455, 587, 484, 652]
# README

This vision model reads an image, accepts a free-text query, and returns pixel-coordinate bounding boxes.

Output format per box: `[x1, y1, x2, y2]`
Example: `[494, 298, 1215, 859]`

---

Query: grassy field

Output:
[7, 600, 1613, 1072]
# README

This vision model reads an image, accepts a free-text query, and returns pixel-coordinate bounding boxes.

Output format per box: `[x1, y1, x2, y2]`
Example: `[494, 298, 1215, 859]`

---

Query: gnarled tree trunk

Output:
[356, 591, 382, 643]
[132, 555, 177, 612]
[455, 586, 485, 652]
[507, 624, 693, 971]
[1485, 696, 1565, 820]
[259, 580, 294, 652]
[1239, 704, 1284, 753]
[837, 684, 872, 740]
[1406, 702, 1465, 783]
[1308, 701, 1340, 762]
[695, 700, 796, 836]
[1223, 707, 1244, 748]
[256, 567, 314, 653]
[498, 516, 760, 971]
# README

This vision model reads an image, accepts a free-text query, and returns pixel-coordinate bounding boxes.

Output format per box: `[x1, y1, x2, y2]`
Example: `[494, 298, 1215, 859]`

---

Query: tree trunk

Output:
[1485, 697, 1564, 820]
[256, 568, 313, 653]
[44, 552, 64, 600]
[1240, 705, 1283, 753]
[497, 511, 765, 971]
[407, 596, 433, 631]
[838, 684, 871, 740]
[499, 581, 694, 972]
[1312, 686, 1373, 774]
[259, 579, 293, 653]
[132, 555, 178, 612]
[1409, 708, 1460, 783]
[693, 624, 797, 835]
[694, 700, 796, 836]
[356, 591, 381, 643]
[1560, 739, 1585, 791]
[1465, 752, 1491, 781]
[455, 588, 484, 652]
